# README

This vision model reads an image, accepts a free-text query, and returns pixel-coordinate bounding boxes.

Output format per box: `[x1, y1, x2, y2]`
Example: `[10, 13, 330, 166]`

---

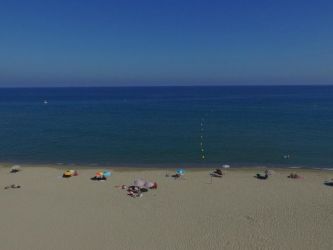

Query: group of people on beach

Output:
[115, 180, 158, 198]
[255, 169, 303, 180]
[4, 165, 333, 192]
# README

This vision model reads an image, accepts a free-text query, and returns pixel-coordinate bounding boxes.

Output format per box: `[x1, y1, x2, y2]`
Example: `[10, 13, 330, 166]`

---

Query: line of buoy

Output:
[200, 118, 206, 160]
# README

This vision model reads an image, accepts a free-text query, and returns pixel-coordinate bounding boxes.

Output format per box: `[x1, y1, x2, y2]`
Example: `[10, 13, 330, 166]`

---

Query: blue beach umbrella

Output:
[176, 168, 185, 175]
[103, 171, 111, 177]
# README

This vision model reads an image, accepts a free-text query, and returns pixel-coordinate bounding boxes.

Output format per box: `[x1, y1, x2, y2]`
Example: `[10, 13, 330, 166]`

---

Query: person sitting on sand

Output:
[171, 169, 185, 179]
[288, 173, 300, 179]
[172, 173, 181, 179]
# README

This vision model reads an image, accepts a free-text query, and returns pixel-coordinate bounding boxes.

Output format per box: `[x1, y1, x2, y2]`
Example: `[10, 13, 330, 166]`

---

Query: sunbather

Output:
[172, 173, 181, 179]
[324, 179, 333, 186]
[211, 169, 223, 177]
[256, 173, 268, 179]
[127, 186, 142, 197]
[288, 173, 300, 179]
[4, 184, 21, 189]
[91, 175, 106, 181]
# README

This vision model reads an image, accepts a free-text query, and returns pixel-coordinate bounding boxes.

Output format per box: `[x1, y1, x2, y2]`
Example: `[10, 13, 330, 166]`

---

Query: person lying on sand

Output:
[255, 169, 273, 179]
[170, 169, 186, 179]
[211, 169, 223, 177]
[91, 175, 107, 181]
[256, 173, 268, 179]
[127, 186, 142, 198]
[288, 173, 301, 179]
[128, 191, 143, 198]
[324, 179, 333, 186]
[128, 186, 140, 193]
[215, 169, 223, 175]
[4, 184, 21, 190]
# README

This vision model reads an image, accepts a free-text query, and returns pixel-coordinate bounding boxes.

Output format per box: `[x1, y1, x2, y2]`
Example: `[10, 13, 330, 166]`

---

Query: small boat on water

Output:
[44, 100, 48, 104]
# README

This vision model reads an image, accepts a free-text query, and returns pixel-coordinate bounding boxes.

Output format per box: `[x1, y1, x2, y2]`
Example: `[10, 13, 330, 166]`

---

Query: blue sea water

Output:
[0, 86, 333, 167]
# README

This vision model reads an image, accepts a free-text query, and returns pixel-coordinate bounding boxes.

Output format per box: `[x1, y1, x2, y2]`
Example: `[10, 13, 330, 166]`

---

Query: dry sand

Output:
[1, 165, 333, 250]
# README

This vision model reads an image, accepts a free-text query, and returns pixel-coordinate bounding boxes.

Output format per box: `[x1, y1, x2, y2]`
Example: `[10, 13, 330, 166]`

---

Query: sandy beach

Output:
[1, 165, 333, 250]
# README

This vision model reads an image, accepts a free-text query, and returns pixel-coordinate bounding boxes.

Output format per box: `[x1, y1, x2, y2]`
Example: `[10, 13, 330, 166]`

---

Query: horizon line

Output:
[0, 83, 333, 89]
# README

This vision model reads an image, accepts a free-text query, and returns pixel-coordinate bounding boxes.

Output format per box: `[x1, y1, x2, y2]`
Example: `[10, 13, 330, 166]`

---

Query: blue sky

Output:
[0, 0, 332, 87]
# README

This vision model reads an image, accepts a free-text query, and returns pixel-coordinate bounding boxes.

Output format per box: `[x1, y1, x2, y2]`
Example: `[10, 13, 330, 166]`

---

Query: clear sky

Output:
[0, 0, 333, 87]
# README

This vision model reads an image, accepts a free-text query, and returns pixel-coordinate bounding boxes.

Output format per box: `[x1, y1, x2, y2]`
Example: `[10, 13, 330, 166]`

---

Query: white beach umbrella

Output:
[10, 165, 21, 173]
[134, 179, 145, 187]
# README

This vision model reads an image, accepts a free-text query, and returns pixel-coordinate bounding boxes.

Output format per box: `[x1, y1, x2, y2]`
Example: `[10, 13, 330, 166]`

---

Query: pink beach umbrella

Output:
[144, 181, 154, 189]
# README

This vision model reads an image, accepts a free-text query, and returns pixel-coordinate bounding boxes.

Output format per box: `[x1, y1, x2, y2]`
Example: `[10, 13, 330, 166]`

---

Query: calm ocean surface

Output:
[0, 86, 333, 168]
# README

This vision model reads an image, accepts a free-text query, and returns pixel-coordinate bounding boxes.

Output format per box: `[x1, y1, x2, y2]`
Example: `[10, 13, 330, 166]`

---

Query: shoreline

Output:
[1, 161, 333, 171]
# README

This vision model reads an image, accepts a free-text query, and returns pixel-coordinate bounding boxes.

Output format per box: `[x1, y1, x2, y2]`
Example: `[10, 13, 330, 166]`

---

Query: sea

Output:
[0, 86, 333, 168]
